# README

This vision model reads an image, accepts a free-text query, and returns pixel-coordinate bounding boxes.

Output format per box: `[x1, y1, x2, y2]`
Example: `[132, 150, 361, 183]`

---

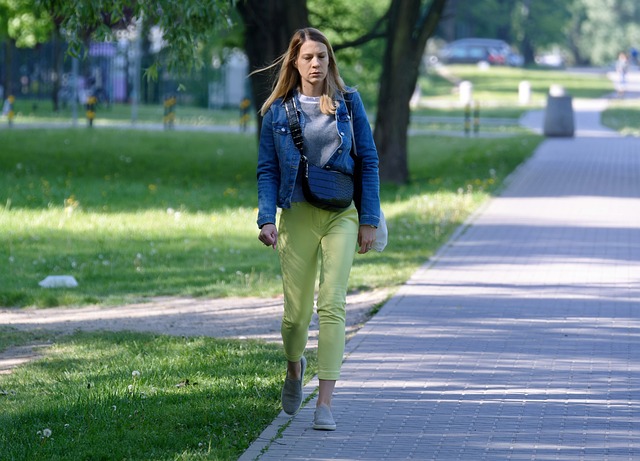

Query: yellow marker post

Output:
[86, 96, 97, 127]
[7, 95, 15, 127]
[163, 96, 176, 130]
[239, 98, 251, 132]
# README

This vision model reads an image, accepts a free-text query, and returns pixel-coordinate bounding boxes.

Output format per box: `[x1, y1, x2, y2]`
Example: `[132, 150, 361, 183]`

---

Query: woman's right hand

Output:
[259, 224, 278, 249]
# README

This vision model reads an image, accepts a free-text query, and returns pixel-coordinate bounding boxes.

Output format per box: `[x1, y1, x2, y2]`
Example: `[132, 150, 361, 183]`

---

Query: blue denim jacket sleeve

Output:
[256, 106, 280, 228]
[348, 90, 381, 227]
[257, 98, 303, 227]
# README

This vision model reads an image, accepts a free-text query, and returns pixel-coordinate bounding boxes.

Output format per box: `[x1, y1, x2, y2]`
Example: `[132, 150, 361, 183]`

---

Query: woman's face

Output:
[295, 40, 329, 95]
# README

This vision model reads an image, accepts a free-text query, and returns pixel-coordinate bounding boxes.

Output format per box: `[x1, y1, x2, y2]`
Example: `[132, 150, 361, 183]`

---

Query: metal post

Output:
[131, 18, 142, 125]
[473, 101, 480, 135]
[464, 103, 471, 136]
[71, 57, 79, 127]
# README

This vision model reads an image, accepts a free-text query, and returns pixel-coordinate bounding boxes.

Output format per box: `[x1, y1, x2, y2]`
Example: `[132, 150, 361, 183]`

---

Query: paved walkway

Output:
[239, 98, 640, 459]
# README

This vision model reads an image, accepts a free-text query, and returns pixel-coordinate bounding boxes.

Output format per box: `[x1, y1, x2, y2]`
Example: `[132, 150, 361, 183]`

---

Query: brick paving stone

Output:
[239, 101, 640, 460]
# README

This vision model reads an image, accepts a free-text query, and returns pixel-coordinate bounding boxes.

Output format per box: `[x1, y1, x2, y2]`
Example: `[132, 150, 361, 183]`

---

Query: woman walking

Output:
[256, 28, 381, 430]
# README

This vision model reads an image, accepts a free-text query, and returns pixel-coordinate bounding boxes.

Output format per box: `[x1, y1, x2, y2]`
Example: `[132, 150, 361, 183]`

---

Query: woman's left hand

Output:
[357, 225, 377, 254]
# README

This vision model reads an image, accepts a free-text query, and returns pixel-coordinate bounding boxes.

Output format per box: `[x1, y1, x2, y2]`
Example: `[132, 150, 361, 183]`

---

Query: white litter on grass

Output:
[38, 275, 78, 288]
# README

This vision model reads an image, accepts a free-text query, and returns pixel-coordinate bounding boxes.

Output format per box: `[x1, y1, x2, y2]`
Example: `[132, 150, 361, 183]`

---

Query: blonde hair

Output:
[256, 28, 346, 116]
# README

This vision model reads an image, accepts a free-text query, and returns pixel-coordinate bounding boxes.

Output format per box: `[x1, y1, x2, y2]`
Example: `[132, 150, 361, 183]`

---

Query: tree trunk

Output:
[374, 0, 448, 184]
[237, 0, 309, 134]
[3, 40, 13, 97]
[51, 34, 62, 112]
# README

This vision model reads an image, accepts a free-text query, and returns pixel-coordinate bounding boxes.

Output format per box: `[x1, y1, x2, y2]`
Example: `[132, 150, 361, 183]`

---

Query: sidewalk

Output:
[239, 99, 640, 459]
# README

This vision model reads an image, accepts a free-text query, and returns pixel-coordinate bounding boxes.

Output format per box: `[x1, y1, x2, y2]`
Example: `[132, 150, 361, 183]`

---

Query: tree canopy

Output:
[34, 0, 235, 75]
[1, 0, 51, 46]
[446, 0, 640, 65]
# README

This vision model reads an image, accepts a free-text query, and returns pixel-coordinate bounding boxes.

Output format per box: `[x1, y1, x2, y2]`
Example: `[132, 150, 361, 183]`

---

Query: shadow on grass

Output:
[0, 331, 288, 460]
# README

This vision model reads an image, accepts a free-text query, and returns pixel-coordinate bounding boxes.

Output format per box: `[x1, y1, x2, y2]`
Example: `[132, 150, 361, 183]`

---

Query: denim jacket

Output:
[257, 89, 380, 228]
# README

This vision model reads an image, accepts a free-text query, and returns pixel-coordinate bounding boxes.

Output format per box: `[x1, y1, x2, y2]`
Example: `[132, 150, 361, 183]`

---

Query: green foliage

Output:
[569, 0, 640, 65]
[308, 0, 391, 107]
[450, 0, 514, 41]
[511, 0, 571, 51]
[0, 0, 52, 46]
[35, 0, 235, 72]
[448, 0, 571, 52]
[0, 329, 298, 460]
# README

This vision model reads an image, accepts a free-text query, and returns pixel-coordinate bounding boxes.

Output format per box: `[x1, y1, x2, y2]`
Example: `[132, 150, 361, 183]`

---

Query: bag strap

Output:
[343, 92, 357, 158]
[284, 95, 305, 158]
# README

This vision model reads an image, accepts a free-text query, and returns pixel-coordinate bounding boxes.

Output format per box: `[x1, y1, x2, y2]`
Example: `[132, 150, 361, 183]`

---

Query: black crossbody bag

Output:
[284, 95, 354, 211]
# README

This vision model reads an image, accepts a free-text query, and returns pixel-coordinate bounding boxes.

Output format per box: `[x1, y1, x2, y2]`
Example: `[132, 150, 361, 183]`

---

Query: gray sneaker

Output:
[313, 404, 336, 431]
[281, 356, 306, 415]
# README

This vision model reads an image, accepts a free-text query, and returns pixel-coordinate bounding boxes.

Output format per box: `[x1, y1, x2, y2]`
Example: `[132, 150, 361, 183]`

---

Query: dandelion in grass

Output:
[132, 370, 140, 378]
[64, 195, 80, 216]
[133, 254, 143, 272]
[42, 428, 52, 438]
[224, 187, 238, 197]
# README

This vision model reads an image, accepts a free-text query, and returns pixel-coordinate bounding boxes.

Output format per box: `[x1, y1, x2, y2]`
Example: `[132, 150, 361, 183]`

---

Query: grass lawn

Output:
[601, 98, 640, 135]
[418, 65, 615, 115]
[0, 129, 543, 308]
[6, 98, 252, 130]
[0, 329, 297, 460]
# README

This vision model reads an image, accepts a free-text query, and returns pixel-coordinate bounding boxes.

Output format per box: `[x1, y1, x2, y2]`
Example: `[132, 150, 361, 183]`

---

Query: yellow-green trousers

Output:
[278, 202, 359, 380]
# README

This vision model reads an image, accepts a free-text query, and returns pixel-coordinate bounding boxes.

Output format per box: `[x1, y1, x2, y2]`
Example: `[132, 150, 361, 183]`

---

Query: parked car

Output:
[439, 38, 522, 66]
[535, 53, 565, 68]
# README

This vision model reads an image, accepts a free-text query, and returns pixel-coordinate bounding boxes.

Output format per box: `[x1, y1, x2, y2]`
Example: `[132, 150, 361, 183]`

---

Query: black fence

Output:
[1, 39, 248, 111]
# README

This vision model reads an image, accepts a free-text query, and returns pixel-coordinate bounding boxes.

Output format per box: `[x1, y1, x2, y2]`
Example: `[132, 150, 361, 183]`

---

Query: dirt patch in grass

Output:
[0, 288, 393, 374]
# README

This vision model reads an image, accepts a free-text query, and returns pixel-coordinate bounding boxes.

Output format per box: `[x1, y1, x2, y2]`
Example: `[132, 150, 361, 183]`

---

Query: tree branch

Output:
[415, 0, 448, 47]
[333, 10, 389, 51]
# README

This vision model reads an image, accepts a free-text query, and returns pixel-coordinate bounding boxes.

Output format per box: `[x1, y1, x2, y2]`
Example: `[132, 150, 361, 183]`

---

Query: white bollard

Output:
[518, 80, 531, 105]
[459, 81, 473, 105]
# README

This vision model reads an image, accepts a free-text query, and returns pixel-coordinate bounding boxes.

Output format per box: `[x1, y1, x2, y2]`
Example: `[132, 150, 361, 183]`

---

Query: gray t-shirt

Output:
[292, 93, 341, 202]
